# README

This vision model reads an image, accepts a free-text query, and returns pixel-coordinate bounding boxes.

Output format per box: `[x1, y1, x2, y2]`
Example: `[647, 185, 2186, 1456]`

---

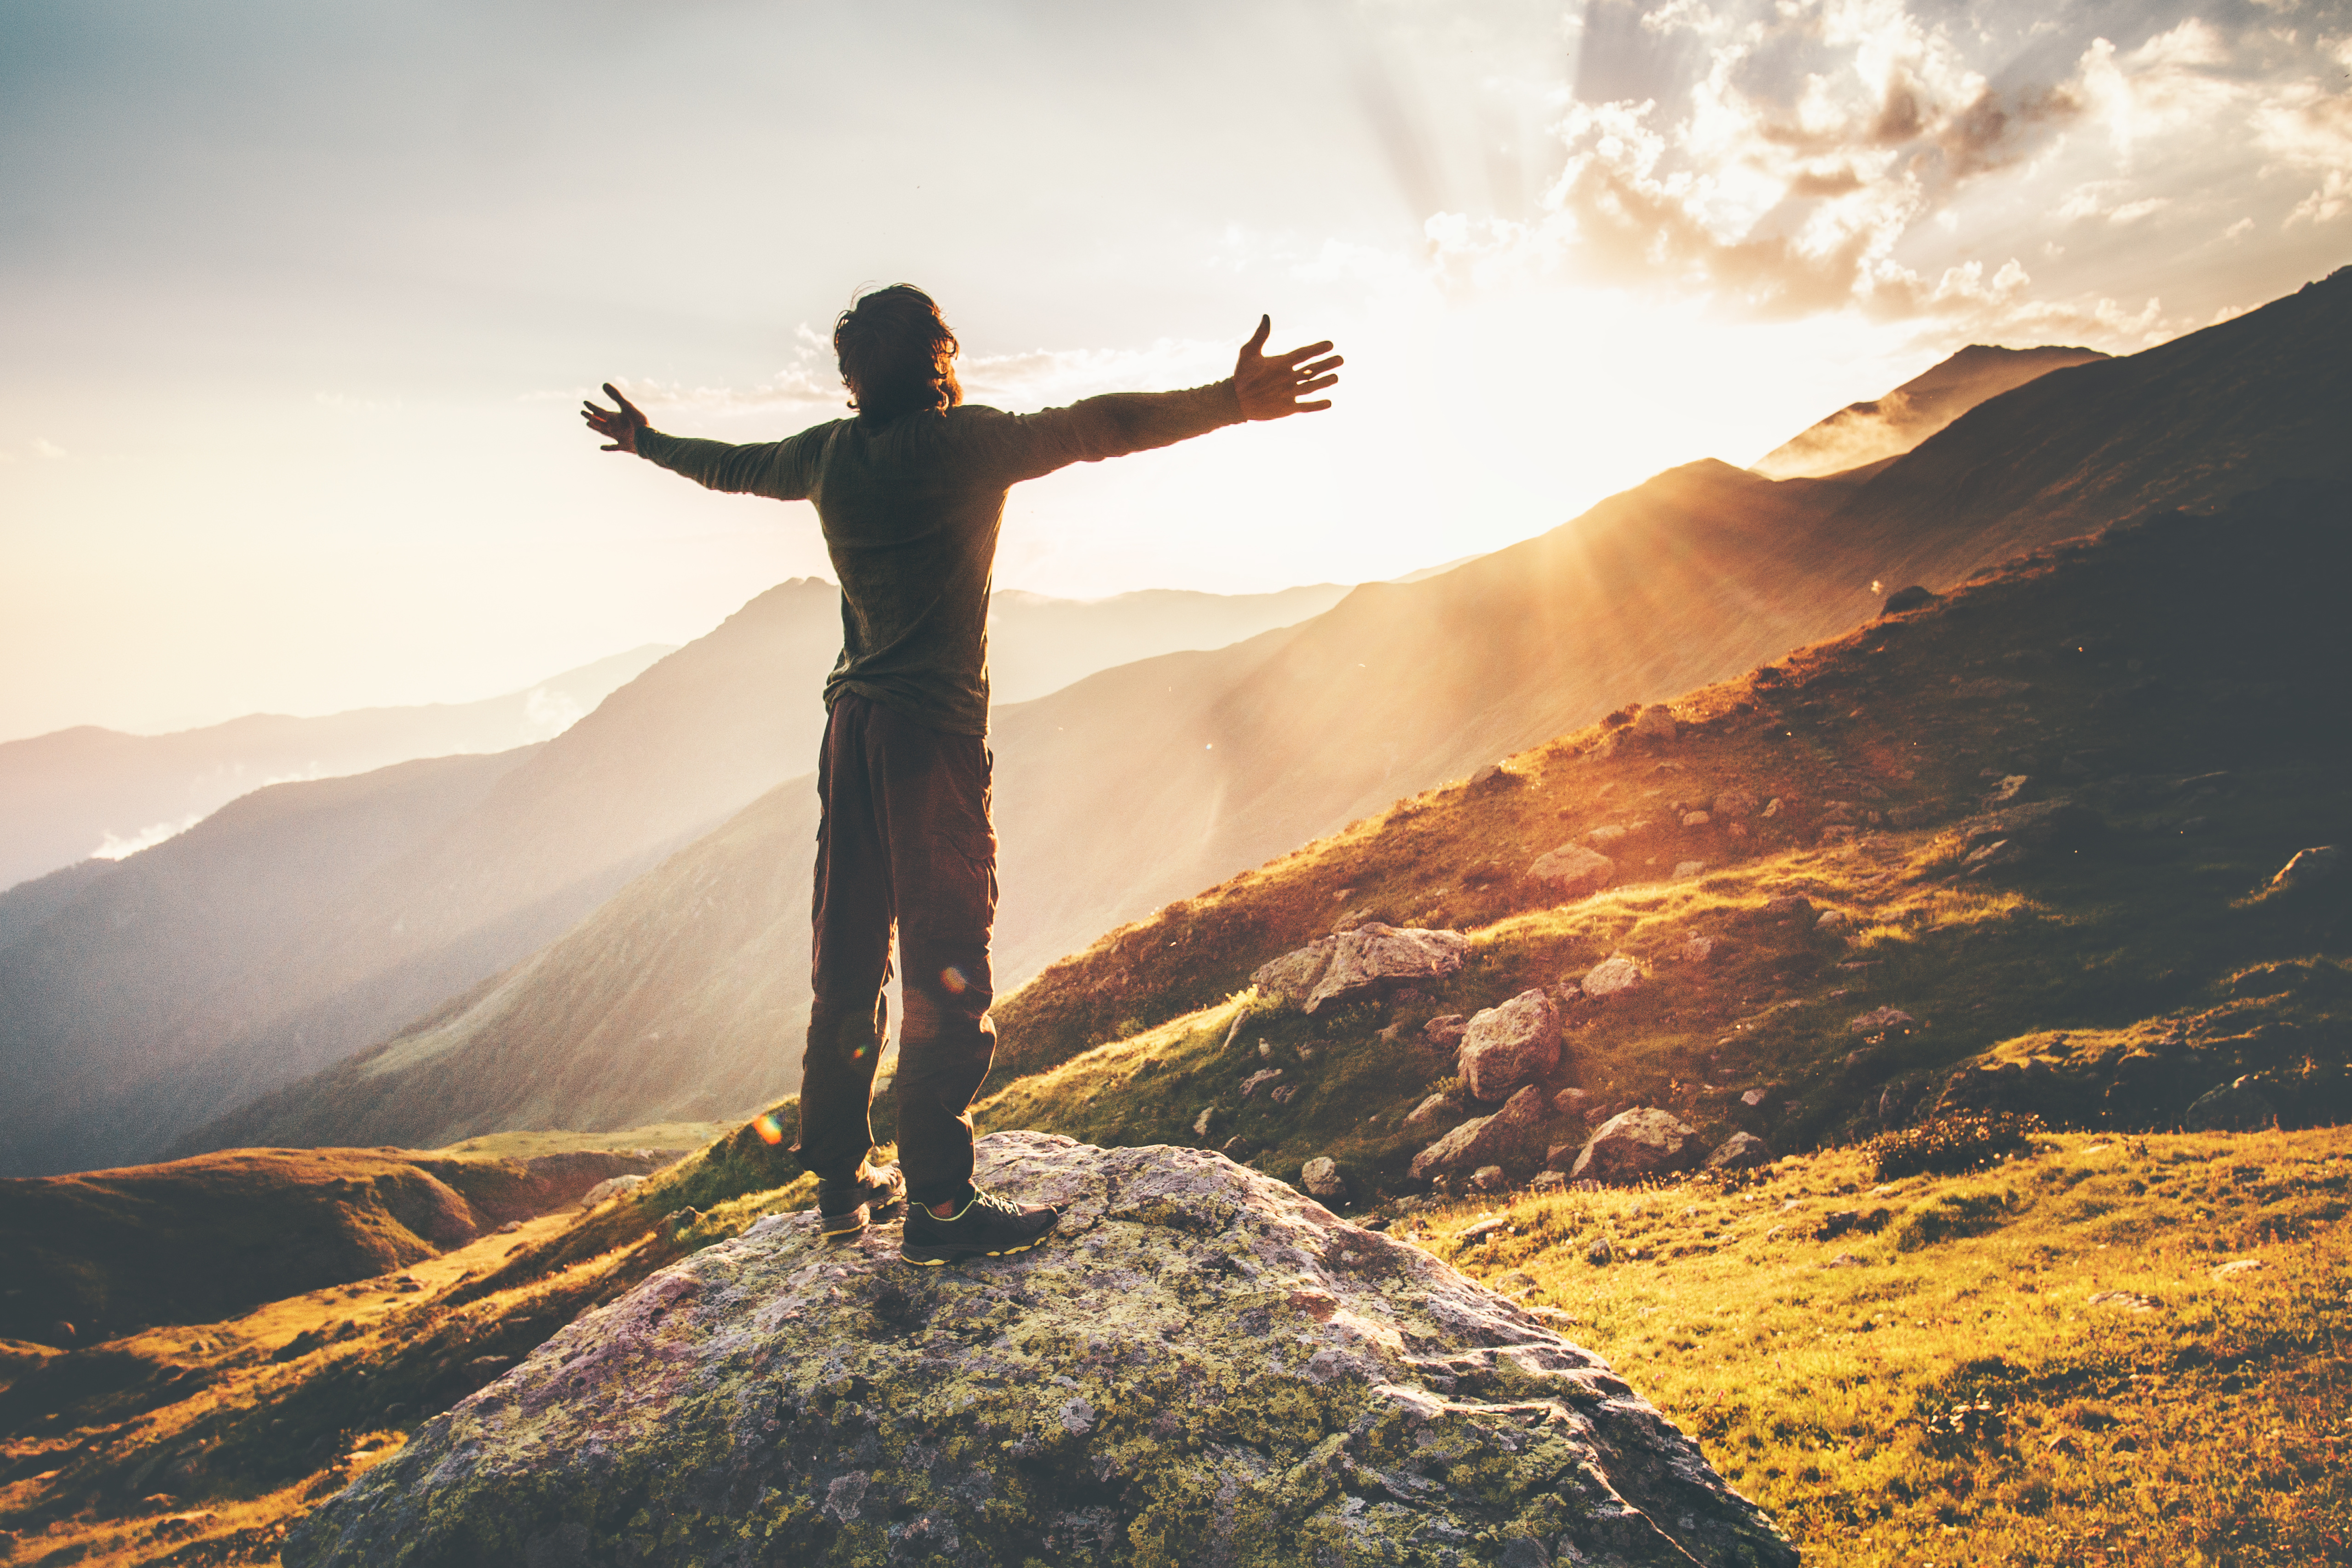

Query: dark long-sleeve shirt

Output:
[637, 381, 1245, 735]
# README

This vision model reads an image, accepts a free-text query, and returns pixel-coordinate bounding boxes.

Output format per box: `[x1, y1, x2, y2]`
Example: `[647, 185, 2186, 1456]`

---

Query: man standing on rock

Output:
[583, 287, 1340, 1265]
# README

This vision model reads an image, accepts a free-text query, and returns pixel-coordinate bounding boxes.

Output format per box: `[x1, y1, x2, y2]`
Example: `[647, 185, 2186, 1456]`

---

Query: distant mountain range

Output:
[1751, 344, 2108, 480]
[0, 646, 674, 895]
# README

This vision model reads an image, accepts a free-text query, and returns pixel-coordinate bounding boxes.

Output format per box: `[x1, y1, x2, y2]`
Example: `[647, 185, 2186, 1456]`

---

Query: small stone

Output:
[1552, 1087, 1591, 1117]
[1672, 859, 1706, 880]
[1258, 1039, 1273, 1058]
[1456, 989, 1562, 1101]
[1679, 934, 1715, 963]
[1985, 774, 2032, 805]
[1564, 1108, 1701, 1183]
[1633, 706, 1678, 741]
[1239, 1068, 1282, 1097]
[1422, 1014, 1468, 1049]
[1882, 584, 1936, 614]
[1299, 1157, 1346, 1201]
[1528, 1170, 1566, 1193]
[1713, 790, 1758, 819]
[1741, 1088, 1768, 1107]
[1405, 1093, 1452, 1125]
[1579, 953, 1643, 1000]
[2184, 1077, 2276, 1131]
[2210, 1259, 2264, 1281]
[1762, 797, 1782, 816]
[1681, 810, 1711, 828]
[2086, 1291, 2159, 1313]
[1470, 1165, 1509, 1193]
[1219, 1136, 1253, 1162]
[1823, 1253, 1863, 1268]
[1816, 909, 1851, 932]
[1761, 893, 1812, 919]
[1585, 1237, 1615, 1265]
[1586, 824, 1628, 846]
[1269, 1083, 1299, 1105]
[1192, 1107, 1216, 1138]
[1848, 1006, 1917, 1034]
[1704, 1132, 1773, 1170]
[1526, 843, 1617, 900]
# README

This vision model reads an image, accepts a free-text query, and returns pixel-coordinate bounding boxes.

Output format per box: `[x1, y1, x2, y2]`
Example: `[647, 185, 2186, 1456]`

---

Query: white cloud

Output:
[92, 813, 201, 860]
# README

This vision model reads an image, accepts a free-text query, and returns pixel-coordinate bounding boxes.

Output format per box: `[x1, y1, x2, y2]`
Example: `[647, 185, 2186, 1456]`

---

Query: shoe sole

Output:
[817, 1197, 907, 1241]
[899, 1230, 1055, 1266]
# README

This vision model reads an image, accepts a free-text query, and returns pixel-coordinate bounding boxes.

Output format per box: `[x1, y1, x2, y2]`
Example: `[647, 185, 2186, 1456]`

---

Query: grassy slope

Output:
[3, 1121, 2342, 1566]
[976, 485, 2351, 1199]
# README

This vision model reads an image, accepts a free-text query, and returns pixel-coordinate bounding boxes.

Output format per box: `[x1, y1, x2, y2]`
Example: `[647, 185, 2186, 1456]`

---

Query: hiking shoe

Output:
[900, 1187, 1061, 1265]
[816, 1162, 906, 1240]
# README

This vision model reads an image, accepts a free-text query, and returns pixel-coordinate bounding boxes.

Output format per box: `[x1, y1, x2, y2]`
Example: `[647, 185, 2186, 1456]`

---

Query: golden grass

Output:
[1407, 1126, 2352, 1565]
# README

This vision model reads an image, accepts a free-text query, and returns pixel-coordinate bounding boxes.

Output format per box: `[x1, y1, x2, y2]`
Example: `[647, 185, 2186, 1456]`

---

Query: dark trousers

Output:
[794, 692, 998, 1208]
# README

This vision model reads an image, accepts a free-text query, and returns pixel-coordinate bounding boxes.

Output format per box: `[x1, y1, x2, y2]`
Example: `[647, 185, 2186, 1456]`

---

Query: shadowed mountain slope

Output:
[0, 645, 674, 894]
[172, 269, 2352, 1157]
[1752, 344, 2107, 480]
[0, 1145, 674, 1347]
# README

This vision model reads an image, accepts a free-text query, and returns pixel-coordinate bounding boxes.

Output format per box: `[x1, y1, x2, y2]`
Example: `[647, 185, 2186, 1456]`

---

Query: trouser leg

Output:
[795, 697, 893, 1181]
[864, 702, 999, 1209]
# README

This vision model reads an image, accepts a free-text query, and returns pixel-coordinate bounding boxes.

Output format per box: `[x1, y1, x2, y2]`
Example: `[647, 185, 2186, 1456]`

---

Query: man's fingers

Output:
[1296, 373, 1339, 396]
[1295, 355, 1344, 380]
[1275, 340, 1335, 367]
[1296, 399, 1334, 413]
[1243, 315, 1272, 356]
[602, 382, 647, 421]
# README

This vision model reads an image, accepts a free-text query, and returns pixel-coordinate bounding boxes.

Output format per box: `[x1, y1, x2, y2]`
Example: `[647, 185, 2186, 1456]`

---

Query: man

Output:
[582, 285, 1340, 1265]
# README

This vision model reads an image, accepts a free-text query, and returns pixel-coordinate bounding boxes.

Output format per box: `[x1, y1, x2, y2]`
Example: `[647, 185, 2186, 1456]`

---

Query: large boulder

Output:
[1562, 1109, 1704, 1184]
[1456, 989, 1562, 1101]
[284, 1133, 1793, 1568]
[1632, 705, 1678, 741]
[1251, 924, 1470, 1014]
[1703, 1132, 1774, 1171]
[2184, 1077, 2278, 1131]
[1525, 843, 1616, 900]
[1409, 1084, 1550, 1180]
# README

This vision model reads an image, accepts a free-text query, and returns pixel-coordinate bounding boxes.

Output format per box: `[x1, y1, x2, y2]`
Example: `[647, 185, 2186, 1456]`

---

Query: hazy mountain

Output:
[985, 583, 1351, 703]
[0, 859, 118, 956]
[0, 646, 674, 894]
[169, 268, 2352, 1157]
[1752, 344, 2108, 480]
[0, 751, 543, 1177]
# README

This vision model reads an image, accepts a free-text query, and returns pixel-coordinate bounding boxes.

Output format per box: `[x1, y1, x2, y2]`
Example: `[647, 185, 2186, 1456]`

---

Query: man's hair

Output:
[833, 284, 961, 422]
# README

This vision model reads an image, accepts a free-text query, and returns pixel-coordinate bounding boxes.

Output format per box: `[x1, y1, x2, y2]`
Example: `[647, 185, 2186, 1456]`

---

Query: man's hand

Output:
[582, 382, 649, 454]
[1233, 317, 1342, 421]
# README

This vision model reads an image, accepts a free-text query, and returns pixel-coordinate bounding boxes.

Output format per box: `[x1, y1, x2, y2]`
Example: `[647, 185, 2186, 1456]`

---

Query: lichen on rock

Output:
[286, 1133, 1793, 1568]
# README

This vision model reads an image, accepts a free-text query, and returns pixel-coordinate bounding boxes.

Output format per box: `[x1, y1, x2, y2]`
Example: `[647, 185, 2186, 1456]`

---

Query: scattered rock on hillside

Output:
[1704, 1132, 1773, 1170]
[1958, 799, 2100, 872]
[1984, 774, 2033, 806]
[1713, 790, 1758, 819]
[2086, 1291, 2159, 1314]
[1422, 1014, 1468, 1050]
[1678, 934, 1716, 963]
[1250, 924, 1470, 1013]
[1672, 859, 1706, 880]
[1586, 824, 1628, 847]
[1405, 1094, 1452, 1126]
[2184, 1077, 2277, 1131]
[1239, 1068, 1283, 1098]
[1849, 1007, 1917, 1035]
[1562, 1109, 1702, 1184]
[1410, 1085, 1549, 1180]
[1633, 706, 1678, 741]
[1192, 1107, 1217, 1138]
[1298, 1156, 1346, 1201]
[1882, 584, 1937, 614]
[2211, 1259, 2265, 1281]
[2269, 845, 2342, 892]
[1760, 893, 1813, 920]
[1457, 990, 1562, 1101]
[1470, 1165, 1510, 1194]
[1680, 810, 1711, 828]
[1816, 909, 1851, 933]
[1578, 953, 1644, 1000]
[1553, 1087, 1591, 1118]
[286, 1135, 1796, 1568]
[1526, 842, 1616, 899]
[577, 1174, 646, 1208]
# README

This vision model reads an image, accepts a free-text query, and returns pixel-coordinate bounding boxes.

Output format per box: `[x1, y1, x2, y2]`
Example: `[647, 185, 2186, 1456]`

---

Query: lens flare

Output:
[753, 1113, 785, 1145]
[940, 966, 968, 995]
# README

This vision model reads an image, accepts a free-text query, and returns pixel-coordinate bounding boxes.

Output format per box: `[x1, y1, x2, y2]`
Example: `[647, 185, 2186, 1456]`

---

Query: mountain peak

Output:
[1752, 343, 2109, 480]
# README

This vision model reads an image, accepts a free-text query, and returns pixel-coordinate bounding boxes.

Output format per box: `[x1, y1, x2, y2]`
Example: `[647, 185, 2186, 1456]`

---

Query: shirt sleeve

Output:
[636, 424, 830, 500]
[965, 380, 1245, 486]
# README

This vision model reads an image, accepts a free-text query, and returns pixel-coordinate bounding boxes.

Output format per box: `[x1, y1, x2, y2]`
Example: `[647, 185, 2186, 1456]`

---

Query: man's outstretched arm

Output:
[981, 317, 1342, 484]
[580, 381, 814, 498]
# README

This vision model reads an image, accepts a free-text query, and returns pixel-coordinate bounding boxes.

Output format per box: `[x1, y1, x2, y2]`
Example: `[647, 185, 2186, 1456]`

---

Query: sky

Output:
[2, 0, 2345, 741]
